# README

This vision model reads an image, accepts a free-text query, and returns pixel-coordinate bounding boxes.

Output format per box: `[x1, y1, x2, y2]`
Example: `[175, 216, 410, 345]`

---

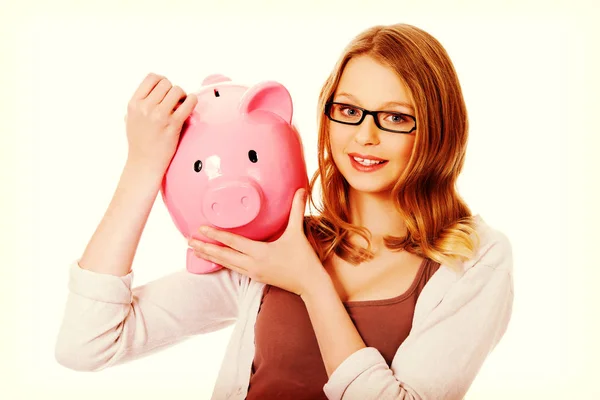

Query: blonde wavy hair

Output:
[304, 23, 481, 272]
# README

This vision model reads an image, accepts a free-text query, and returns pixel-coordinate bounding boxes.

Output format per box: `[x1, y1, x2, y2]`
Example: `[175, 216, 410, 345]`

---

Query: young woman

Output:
[55, 23, 514, 400]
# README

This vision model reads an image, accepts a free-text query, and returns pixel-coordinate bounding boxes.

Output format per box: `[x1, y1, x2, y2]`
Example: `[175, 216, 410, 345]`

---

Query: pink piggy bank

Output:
[160, 74, 309, 274]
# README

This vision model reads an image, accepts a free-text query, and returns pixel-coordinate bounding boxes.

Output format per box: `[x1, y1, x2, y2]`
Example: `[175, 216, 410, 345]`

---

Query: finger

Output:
[193, 249, 248, 276]
[285, 188, 307, 233]
[145, 77, 173, 105]
[159, 85, 186, 114]
[199, 226, 257, 256]
[131, 73, 165, 101]
[172, 93, 198, 126]
[191, 241, 251, 271]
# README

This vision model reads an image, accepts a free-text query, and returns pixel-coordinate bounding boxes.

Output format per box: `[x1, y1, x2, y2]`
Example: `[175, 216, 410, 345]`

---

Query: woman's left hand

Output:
[188, 188, 329, 297]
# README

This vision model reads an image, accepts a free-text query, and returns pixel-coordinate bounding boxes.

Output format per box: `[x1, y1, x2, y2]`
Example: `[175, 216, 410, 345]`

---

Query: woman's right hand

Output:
[124, 73, 198, 174]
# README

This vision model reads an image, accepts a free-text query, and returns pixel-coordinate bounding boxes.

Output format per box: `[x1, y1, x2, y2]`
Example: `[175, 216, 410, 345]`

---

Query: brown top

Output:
[245, 257, 441, 399]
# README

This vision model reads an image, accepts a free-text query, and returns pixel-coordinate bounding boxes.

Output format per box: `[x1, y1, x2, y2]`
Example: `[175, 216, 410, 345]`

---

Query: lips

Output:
[347, 153, 389, 172]
[348, 153, 388, 167]
[348, 152, 387, 162]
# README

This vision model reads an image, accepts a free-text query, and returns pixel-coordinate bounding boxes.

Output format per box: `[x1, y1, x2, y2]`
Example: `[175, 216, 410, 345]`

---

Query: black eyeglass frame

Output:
[324, 101, 417, 134]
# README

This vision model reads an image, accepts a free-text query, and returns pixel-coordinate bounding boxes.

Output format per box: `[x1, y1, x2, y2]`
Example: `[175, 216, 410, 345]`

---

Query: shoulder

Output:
[414, 214, 513, 321]
[459, 214, 513, 275]
[439, 213, 514, 304]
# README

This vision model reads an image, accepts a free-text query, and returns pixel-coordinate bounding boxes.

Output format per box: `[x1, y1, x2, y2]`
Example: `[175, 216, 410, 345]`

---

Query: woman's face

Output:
[328, 55, 418, 195]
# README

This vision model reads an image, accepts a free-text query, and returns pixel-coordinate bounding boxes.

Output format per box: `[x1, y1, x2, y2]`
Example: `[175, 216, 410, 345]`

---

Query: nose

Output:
[353, 114, 380, 146]
[202, 179, 263, 228]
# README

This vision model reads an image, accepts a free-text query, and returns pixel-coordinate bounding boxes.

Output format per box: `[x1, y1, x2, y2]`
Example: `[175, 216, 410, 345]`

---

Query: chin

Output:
[346, 178, 395, 195]
[342, 168, 397, 195]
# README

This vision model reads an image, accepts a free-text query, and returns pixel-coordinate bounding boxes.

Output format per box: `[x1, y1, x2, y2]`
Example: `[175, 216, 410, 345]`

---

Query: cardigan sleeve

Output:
[54, 259, 243, 372]
[322, 235, 514, 400]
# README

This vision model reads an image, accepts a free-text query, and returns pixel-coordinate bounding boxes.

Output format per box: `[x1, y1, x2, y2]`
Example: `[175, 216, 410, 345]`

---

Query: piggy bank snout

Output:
[202, 180, 262, 229]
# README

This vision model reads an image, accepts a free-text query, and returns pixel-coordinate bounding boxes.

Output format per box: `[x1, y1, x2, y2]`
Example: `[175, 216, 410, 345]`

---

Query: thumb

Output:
[286, 188, 307, 233]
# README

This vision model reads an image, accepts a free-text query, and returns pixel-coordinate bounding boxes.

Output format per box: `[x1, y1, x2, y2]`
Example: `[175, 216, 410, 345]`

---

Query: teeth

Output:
[353, 156, 384, 166]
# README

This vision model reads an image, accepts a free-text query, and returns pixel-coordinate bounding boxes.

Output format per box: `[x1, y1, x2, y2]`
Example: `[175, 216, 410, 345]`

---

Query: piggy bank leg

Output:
[186, 248, 223, 274]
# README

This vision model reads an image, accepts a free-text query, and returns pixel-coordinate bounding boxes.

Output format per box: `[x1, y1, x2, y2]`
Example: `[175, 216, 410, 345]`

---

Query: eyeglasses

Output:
[324, 102, 417, 134]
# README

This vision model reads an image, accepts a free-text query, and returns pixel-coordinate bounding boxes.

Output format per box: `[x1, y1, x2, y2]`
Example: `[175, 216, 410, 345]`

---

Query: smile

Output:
[348, 154, 388, 172]
[352, 156, 385, 166]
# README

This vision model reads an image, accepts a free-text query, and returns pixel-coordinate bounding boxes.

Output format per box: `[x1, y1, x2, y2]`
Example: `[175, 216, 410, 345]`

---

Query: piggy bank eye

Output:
[248, 150, 258, 163]
[193, 160, 203, 172]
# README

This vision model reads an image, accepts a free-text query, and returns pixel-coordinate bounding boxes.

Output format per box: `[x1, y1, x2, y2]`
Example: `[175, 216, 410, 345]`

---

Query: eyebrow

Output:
[335, 92, 415, 113]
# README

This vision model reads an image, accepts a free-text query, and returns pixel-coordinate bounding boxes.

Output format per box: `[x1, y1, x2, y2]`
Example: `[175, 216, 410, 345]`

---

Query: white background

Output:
[2, 0, 599, 399]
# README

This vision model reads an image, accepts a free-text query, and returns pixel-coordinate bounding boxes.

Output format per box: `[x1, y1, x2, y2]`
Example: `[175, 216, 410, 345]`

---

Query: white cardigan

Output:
[54, 214, 514, 400]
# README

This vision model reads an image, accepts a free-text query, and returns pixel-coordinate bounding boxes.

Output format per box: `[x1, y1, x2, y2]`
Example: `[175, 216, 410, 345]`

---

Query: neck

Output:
[347, 188, 407, 250]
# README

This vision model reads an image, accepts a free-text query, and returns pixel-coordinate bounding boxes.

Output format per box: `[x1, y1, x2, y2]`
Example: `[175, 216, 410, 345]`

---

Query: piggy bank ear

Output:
[202, 74, 231, 86]
[239, 81, 293, 124]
